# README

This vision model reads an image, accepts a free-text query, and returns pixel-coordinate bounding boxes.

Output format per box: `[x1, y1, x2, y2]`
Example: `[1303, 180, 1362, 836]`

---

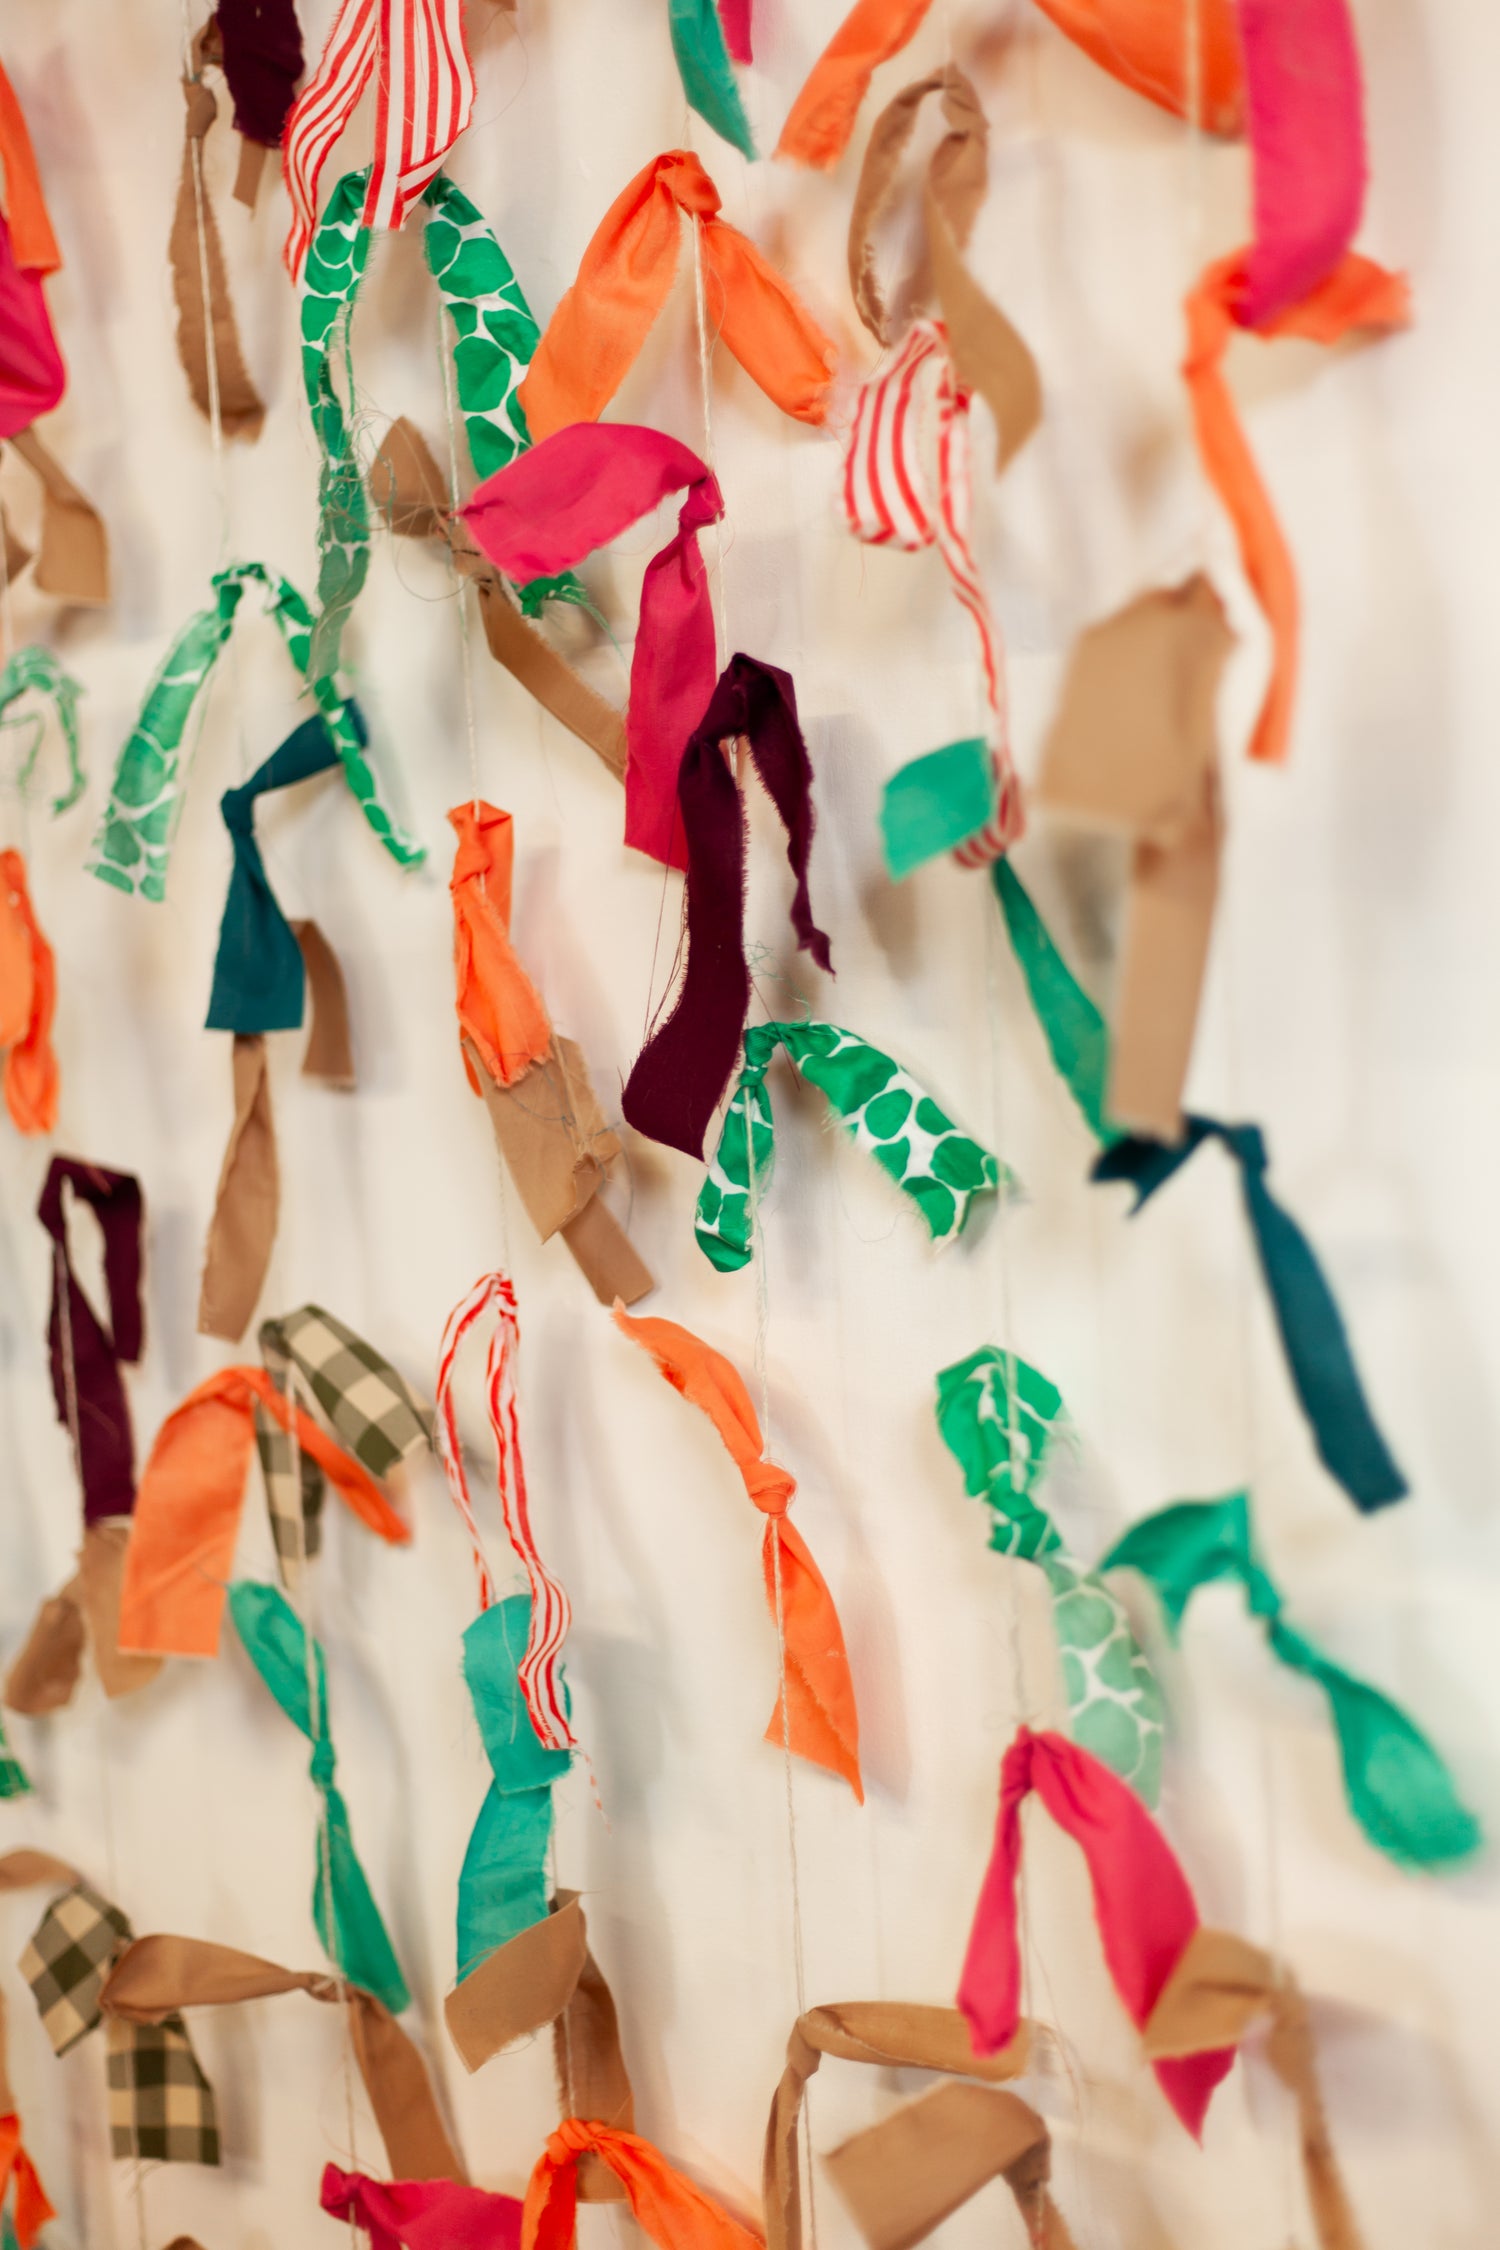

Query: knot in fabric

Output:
[656, 149, 721, 220]
[549, 2117, 602, 2161]
[309, 1736, 338, 1790]
[745, 1457, 795, 1519]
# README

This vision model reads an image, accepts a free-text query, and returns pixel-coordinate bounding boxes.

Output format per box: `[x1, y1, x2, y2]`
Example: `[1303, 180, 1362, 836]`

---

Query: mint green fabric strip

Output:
[936, 1345, 1163, 1802]
[1102, 1491, 1480, 1869]
[881, 736, 994, 880]
[456, 1594, 571, 1980]
[228, 1581, 411, 2013]
[696, 1018, 1007, 1271]
[0, 645, 84, 816]
[990, 859, 1119, 1146]
[87, 561, 421, 899]
[668, 0, 756, 159]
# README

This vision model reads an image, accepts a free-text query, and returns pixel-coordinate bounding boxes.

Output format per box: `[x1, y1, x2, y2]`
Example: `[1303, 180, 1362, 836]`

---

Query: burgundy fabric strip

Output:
[37, 1157, 145, 1522]
[623, 654, 832, 1160]
[216, 0, 306, 147]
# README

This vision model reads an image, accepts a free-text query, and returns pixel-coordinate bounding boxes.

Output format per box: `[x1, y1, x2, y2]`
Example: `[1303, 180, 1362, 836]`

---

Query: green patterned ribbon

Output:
[228, 1580, 411, 2012]
[299, 168, 582, 680]
[456, 1594, 571, 1979]
[89, 562, 420, 899]
[935, 1345, 1163, 1802]
[695, 1018, 1007, 1272]
[0, 646, 84, 816]
[1103, 1490, 1480, 1868]
[668, 0, 756, 159]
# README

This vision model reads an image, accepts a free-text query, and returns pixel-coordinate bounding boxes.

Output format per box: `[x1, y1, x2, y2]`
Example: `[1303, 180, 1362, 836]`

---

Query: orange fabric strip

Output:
[0, 62, 61, 275]
[518, 151, 834, 441]
[613, 1305, 862, 1799]
[118, 1368, 408, 1659]
[0, 2115, 55, 2250]
[0, 851, 58, 1135]
[1184, 250, 1410, 766]
[1030, 0, 1244, 136]
[776, 0, 936, 171]
[448, 801, 554, 1092]
[524, 2119, 762, 2250]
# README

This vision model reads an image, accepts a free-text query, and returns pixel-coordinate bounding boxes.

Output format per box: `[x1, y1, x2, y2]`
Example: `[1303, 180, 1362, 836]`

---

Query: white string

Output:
[691, 217, 729, 669]
[436, 299, 484, 827]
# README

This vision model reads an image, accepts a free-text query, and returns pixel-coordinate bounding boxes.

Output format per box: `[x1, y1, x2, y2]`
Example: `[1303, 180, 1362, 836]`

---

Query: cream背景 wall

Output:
[1, 1, 1498, 2245]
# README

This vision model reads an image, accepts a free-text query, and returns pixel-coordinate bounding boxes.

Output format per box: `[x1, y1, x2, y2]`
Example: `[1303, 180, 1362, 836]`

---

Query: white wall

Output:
[1, 1, 1497, 2246]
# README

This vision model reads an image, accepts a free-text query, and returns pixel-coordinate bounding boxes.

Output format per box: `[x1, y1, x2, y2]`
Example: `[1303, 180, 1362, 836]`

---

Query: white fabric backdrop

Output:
[1, 1, 1497, 2245]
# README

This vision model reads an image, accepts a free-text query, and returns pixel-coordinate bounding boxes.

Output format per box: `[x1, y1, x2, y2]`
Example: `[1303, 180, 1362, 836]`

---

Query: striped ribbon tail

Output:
[435, 1273, 576, 1754]
[282, 0, 475, 281]
[842, 319, 1022, 865]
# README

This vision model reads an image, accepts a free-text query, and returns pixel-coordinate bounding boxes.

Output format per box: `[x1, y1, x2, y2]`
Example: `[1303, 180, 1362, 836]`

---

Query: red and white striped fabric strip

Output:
[434, 1271, 577, 1754]
[841, 318, 1024, 865]
[281, 0, 476, 282]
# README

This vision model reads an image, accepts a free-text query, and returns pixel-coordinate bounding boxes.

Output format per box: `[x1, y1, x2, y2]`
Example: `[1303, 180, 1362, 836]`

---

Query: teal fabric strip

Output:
[936, 1345, 1163, 1802]
[881, 737, 995, 880]
[228, 1581, 411, 2012]
[1103, 1492, 1479, 1868]
[668, 0, 757, 159]
[990, 858, 1117, 1146]
[456, 1595, 572, 1980]
[0, 645, 84, 816]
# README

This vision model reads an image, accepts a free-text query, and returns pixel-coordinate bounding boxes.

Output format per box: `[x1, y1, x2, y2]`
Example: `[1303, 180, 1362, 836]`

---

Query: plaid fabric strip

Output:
[107, 2016, 220, 2166]
[257, 1304, 434, 1584]
[21, 1882, 132, 2054]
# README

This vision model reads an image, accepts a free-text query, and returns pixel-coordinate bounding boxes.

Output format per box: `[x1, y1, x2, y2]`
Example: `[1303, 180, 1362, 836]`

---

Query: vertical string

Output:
[436, 299, 484, 831]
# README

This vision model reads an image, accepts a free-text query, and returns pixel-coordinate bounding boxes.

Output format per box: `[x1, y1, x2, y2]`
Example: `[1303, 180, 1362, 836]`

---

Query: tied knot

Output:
[746, 1458, 795, 1519]
[309, 1737, 337, 1790]
[220, 783, 256, 837]
[549, 2118, 601, 2161]
[659, 149, 721, 220]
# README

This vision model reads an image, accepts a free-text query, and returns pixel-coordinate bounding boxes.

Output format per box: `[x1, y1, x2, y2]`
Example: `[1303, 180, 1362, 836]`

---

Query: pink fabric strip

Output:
[718, 0, 753, 64]
[434, 1272, 576, 1753]
[958, 1726, 1234, 2138]
[462, 425, 724, 872]
[0, 212, 64, 439]
[323, 2165, 523, 2250]
[1234, 0, 1367, 329]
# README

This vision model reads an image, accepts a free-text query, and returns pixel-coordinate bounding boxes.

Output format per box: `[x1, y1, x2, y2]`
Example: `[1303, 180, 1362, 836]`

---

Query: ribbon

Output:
[324, 2168, 522, 2250]
[958, 1725, 1233, 2135]
[89, 562, 420, 900]
[1, 428, 107, 606]
[1094, 1119, 1407, 1512]
[764, 2003, 1038, 2250]
[990, 858, 1117, 1144]
[282, 0, 476, 282]
[228, 1579, 410, 2013]
[38, 1156, 143, 1522]
[216, 0, 305, 151]
[1028, 0, 1244, 133]
[101, 1932, 462, 2178]
[206, 707, 364, 1033]
[170, 31, 265, 441]
[719, 0, 753, 64]
[0, 2121, 50, 2250]
[623, 655, 834, 1159]
[697, 1019, 1003, 1272]
[1104, 1489, 1478, 1867]
[516, 150, 834, 440]
[455, 1596, 572, 1979]
[254, 1303, 433, 1587]
[463, 424, 724, 870]
[4, 1523, 160, 1715]
[197, 1033, 279, 1342]
[826, 2084, 1073, 2250]
[1142, 1928, 1365, 2250]
[118, 1359, 409, 1658]
[0, 202, 62, 440]
[435, 1272, 576, 1754]
[776, 0, 936, 170]
[669, 0, 755, 159]
[0, 645, 84, 815]
[1033, 574, 1233, 1139]
[0, 852, 56, 1135]
[935, 1346, 1162, 1801]
[0, 63, 61, 277]
[523, 2119, 761, 2250]
[613, 1304, 862, 1798]
[448, 802, 553, 1090]
[1184, 252, 1407, 770]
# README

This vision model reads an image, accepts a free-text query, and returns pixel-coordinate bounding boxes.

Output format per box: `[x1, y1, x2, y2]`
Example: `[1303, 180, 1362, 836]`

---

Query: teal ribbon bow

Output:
[1103, 1491, 1480, 1868]
[935, 1346, 1163, 1802]
[456, 1595, 571, 1980]
[696, 1018, 1007, 1272]
[668, 0, 755, 159]
[89, 562, 419, 900]
[992, 859, 1405, 1516]
[205, 705, 362, 1034]
[0, 645, 85, 816]
[228, 1581, 410, 2013]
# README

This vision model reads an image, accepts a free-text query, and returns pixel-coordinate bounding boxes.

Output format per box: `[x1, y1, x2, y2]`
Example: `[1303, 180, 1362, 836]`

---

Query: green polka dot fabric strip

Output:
[935, 1345, 1164, 1804]
[695, 1018, 1008, 1272]
[87, 562, 421, 902]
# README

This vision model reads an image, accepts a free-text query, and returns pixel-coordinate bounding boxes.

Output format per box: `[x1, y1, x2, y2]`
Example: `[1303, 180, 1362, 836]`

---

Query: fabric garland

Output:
[516, 149, 834, 440]
[696, 1019, 1004, 1272]
[88, 561, 420, 899]
[614, 1304, 862, 1798]
[1104, 1489, 1479, 1867]
[935, 1346, 1162, 1801]
[0, 853, 57, 1135]
[227, 1579, 410, 2014]
[0, 645, 85, 816]
[959, 1725, 1234, 2135]
[623, 655, 834, 1160]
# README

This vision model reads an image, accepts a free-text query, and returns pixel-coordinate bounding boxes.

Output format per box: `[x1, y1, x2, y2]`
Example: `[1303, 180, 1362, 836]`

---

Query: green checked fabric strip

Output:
[935, 1346, 1163, 1803]
[696, 1019, 1008, 1272]
[0, 645, 85, 816]
[21, 1879, 220, 2165]
[255, 1303, 434, 1585]
[88, 561, 422, 899]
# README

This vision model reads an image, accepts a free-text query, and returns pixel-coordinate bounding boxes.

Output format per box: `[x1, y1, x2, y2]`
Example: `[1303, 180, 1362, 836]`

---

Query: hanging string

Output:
[436, 297, 484, 834]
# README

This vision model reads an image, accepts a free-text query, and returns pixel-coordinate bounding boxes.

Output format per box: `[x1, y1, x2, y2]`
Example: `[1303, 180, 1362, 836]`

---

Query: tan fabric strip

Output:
[198, 1033, 279, 1342]
[4, 1583, 86, 1715]
[445, 1891, 588, 2072]
[233, 136, 270, 211]
[81, 1522, 164, 1700]
[559, 1195, 654, 1307]
[170, 59, 265, 443]
[8, 428, 109, 606]
[371, 417, 451, 541]
[824, 2080, 1073, 2250]
[0, 1849, 82, 1893]
[474, 579, 628, 780]
[291, 919, 357, 1087]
